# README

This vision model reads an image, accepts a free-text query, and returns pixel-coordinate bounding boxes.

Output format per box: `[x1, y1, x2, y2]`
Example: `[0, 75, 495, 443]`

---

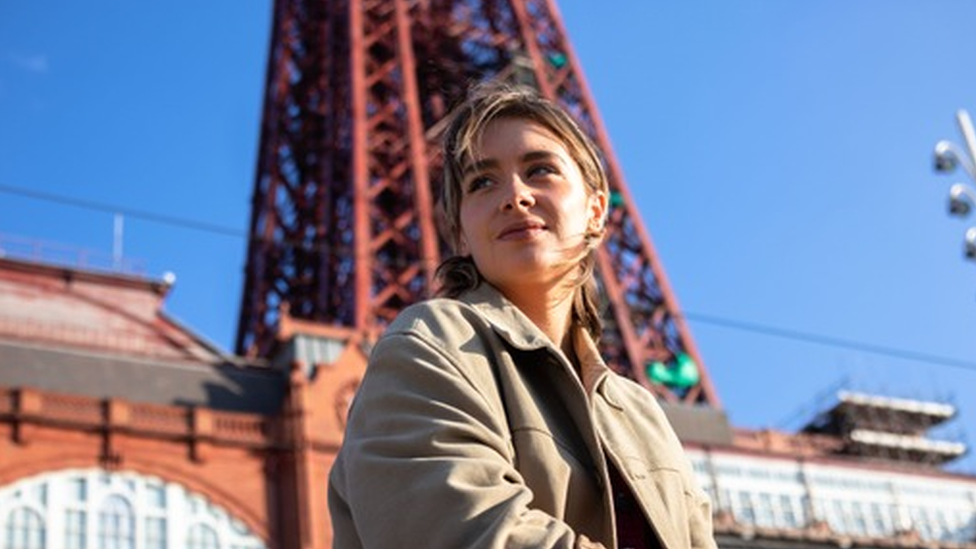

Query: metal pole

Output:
[113, 213, 124, 271]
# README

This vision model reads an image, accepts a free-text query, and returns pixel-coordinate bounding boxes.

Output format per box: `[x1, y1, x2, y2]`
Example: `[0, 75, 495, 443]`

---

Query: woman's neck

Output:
[502, 283, 575, 352]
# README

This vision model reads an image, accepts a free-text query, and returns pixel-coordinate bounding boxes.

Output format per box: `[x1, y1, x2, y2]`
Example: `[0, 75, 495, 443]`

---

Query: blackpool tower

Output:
[236, 0, 721, 408]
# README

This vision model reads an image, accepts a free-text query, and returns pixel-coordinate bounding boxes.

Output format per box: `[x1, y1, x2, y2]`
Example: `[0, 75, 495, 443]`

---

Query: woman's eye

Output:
[466, 176, 492, 193]
[527, 164, 558, 178]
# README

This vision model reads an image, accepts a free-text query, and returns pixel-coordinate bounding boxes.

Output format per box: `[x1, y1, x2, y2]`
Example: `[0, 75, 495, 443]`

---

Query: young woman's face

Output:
[457, 117, 606, 295]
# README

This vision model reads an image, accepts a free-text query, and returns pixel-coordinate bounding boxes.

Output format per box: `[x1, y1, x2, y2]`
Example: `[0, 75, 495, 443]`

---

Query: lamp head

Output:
[949, 184, 974, 217]
[965, 227, 976, 260]
[935, 141, 960, 173]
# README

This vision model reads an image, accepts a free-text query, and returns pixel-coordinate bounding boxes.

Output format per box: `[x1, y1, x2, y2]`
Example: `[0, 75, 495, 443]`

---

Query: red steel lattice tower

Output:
[237, 0, 721, 407]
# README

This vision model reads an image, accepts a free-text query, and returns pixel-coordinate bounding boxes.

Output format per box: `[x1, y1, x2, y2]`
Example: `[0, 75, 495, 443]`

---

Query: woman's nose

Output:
[502, 178, 535, 210]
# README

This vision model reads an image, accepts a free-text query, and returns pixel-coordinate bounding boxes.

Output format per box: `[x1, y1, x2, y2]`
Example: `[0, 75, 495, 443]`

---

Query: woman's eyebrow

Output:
[461, 158, 499, 177]
[521, 151, 556, 161]
[520, 150, 567, 167]
[462, 151, 564, 176]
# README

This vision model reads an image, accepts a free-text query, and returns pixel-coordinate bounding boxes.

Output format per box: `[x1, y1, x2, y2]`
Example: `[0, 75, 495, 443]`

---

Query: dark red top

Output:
[608, 463, 660, 549]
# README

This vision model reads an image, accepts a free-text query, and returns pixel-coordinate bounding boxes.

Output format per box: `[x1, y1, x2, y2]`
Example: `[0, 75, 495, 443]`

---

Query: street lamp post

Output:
[933, 109, 976, 261]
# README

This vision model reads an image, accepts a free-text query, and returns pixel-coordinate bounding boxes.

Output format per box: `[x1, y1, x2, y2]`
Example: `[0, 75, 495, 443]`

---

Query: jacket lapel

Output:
[461, 282, 687, 548]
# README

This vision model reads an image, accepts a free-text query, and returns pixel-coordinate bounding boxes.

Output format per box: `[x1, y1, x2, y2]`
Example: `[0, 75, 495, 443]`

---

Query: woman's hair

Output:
[435, 82, 610, 341]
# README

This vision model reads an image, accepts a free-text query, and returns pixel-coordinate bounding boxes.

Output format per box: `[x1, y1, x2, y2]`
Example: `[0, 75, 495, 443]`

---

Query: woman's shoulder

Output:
[383, 297, 492, 346]
[602, 372, 671, 419]
[385, 286, 547, 354]
[366, 297, 504, 397]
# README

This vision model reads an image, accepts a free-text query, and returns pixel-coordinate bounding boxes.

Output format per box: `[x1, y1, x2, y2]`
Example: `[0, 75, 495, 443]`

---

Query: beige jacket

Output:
[328, 284, 716, 549]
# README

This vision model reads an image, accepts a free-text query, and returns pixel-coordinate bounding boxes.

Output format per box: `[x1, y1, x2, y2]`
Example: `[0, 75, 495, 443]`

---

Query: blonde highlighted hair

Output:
[436, 82, 610, 341]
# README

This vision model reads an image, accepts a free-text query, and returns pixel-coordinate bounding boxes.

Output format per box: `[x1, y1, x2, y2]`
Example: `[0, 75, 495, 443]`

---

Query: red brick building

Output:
[0, 255, 360, 548]
[2, 250, 975, 549]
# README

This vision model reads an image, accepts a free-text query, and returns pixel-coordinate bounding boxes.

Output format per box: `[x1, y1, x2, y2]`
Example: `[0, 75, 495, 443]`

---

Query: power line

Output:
[0, 183, 245, 237]
[681, 310, 976, 373]
[0, 182, 446, 268]
[3, 182, 975, 373]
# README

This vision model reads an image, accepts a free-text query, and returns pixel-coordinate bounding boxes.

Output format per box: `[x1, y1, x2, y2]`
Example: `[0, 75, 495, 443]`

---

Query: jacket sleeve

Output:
[688, 485, 717, 549]
[328, 330, 607, 549]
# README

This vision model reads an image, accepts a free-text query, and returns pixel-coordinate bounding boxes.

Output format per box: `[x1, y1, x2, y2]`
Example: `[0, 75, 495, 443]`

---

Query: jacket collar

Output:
[459, 282, 552, 351]
[460, 283, 611, 395]
[573, 324, 611, 397]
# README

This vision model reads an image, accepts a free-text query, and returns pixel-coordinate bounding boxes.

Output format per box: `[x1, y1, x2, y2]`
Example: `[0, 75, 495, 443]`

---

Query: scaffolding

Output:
[802, 390, 967, 467]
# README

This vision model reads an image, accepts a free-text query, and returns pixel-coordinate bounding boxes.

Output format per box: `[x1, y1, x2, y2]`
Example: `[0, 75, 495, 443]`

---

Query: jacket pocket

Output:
[625, 460, 695, 549]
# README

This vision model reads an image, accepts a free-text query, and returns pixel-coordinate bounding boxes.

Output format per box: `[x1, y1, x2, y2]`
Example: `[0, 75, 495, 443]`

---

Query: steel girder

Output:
[238, 0, 721, 407]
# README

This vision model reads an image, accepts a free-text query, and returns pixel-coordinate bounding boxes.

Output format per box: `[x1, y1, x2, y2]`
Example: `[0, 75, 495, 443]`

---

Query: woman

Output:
[328, 83, 716, 549]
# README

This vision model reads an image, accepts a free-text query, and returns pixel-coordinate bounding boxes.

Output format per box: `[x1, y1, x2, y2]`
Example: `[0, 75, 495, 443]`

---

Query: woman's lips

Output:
[498, 221, 546, 241]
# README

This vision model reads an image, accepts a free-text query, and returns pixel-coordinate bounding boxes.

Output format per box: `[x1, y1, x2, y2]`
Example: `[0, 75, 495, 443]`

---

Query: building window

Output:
[827, 499, 849, 533]
[960, 513, 976, 540]
[910, 506, 933, 539]
[756, 493, 775, 527]
[71, 478, 88, 502]
[779, 494, 799, 528]
[65, 509, 87, 549]
[4, 507, 45, 549]
[849, 501, 868, 536]
[867, 502, 887, 536]
[187, 523, 220, 549]
[736, 491, 756, 523]
[1, 470, 266, 549]
[98, 495, 135, 549]
[30, 485, 47, 507]
[145, 517, 166, 549]
[145, 484, 166, 509]
[702, 455, 976, 543]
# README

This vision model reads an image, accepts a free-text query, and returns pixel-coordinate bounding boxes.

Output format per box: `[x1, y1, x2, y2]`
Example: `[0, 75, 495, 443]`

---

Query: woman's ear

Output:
[588, 190, 608, 233]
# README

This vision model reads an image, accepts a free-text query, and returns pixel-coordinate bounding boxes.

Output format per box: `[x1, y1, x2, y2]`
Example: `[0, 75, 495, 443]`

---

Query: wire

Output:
[3, 182, 976, 374]
[0, 183, 245, 237]
[681, 310, 976, 373]
[0, 182, 447, 267]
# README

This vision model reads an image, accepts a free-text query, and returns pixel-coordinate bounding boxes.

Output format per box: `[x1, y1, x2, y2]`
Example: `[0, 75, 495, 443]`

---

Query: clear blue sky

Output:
[2, 2, 975, 471]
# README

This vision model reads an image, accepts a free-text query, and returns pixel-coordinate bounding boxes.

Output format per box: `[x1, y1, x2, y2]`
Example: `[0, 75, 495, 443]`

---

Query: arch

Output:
[98, 493, 135, 549]
[0, 451, 269, 543]
[2, 506, 45, 549]
[0, 451, 99, 487]
[0, 469, 266, 549]
[121, 456, 269, 542]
